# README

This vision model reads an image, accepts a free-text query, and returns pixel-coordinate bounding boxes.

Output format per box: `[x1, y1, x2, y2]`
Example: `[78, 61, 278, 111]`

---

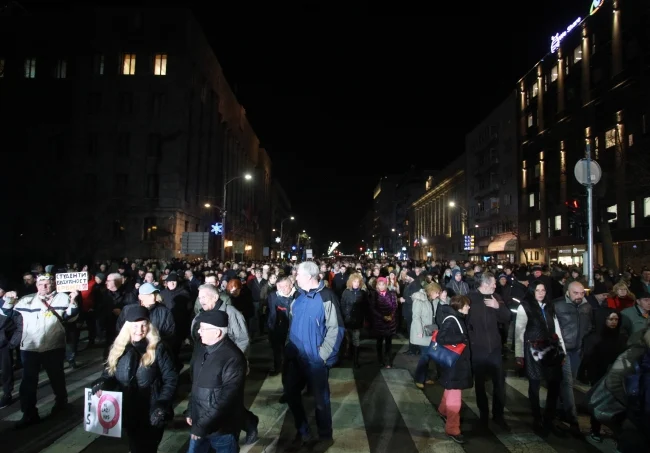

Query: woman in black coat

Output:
[92, 306, 178, 453]
[435, 295, 473, 444]
[340, 273, 368, 368]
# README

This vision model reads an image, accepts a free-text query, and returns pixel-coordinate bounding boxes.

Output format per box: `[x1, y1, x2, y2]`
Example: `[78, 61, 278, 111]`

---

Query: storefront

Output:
[487, 233, 517, 263]
[549, 245, 586, 266]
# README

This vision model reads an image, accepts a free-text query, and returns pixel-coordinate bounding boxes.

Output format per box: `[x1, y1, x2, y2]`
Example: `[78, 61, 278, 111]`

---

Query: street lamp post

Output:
[449, 201, 469, 258]
[221, 173, 252, 262]
[279, 216, 295, 256]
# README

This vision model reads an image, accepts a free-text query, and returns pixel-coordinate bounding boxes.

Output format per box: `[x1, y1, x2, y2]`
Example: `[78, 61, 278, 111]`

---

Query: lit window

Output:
[605, 128, 616, 148]
[529, 192, 535, 207]
[550, 65, 558, 82]
[528, 113, 533, 127]
[24, 58, 36, 78]
[628, 134, 634, 147]
[574, 45, 582, 62]
[153, 53, 167, 76]
[555, 215, 562, 231]
[55, 59, 66, 79]
[535, 219, 541, 234]
[122, 53, 136, 75]
[630, 201, 635, 228]
[0, 59, 4, 78]
[531, 81, 538, 98]
[644, 197, 650, 217]
[607, 205, 617, 223]
[94, 54, 104, 75]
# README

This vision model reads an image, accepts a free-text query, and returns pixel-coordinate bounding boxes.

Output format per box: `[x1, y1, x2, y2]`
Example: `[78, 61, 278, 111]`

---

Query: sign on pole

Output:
[55, 272, 88, 292]
[181, 232, 210, 255]
[84, 389, 122, 438]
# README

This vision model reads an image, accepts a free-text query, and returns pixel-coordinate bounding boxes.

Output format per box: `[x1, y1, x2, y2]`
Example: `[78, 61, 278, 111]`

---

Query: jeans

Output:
[566, 349, 581, 380]
[65, 324, 80, 362]
[414, 345, 437, 384]
[188, 433, 239, 453]
[285, 358, 332, 439]
[438, 389, 462, 435]
[528, 378, 560, 421]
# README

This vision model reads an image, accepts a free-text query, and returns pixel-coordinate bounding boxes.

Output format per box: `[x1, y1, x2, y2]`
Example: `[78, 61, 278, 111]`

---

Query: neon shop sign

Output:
[550, 17, 581, 53]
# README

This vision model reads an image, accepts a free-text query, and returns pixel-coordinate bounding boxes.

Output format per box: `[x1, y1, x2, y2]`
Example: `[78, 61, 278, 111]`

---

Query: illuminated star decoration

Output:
[211, 223, 223, 235]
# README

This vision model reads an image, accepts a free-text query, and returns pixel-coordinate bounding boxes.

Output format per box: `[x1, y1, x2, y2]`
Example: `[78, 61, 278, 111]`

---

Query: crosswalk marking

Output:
[462, 386, 559, 452]
[3, 370, 103, 422]
[240, 373, 286, 453]
[326, 368, 372, 453]
[41, 365, 190, 453]
[382, 368, 465, 453]
[505, 375, 618, 453]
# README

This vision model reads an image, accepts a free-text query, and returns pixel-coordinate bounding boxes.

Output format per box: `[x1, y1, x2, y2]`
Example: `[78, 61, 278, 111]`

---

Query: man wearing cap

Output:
[13, 273, 79, 428]
[0, 283, 22, 409]
[186, 310, 247, 452]
[117, 283, 176, 345]
[621, 291, 650, 347]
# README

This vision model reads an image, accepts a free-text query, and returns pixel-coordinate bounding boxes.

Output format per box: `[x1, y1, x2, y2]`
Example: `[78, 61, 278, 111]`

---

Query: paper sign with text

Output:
[56, 272, 88, 292]
[84, 388, 122, 438]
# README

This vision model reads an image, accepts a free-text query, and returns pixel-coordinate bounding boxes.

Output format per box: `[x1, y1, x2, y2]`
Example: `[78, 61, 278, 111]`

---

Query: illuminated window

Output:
[122, 53, 136, 75]
[574, 45, 582, 62]
[644, 197, 650, 217]
[527, 113, 533, 127]
[628, 134, 634, 147]
[153, 53, 167, 76]
[54, 59, 67, 79]
[0, 59, 5, 77]
[555, 215, 562, 231]
[531, 81, 538, 98]
[550, 65, 558, 82]
[607, 205, 617, 223]
[93, 54, 104, 75]
[24, 58, 36, 78]
[630, 201, 635, 228]
[605, 128, 616, 148]
[529, 192, 535, 207]
[535, 219, 541, 234]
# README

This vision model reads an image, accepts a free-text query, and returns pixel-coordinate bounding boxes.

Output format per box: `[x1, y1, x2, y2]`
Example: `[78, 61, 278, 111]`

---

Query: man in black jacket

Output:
[0, 287, 22, 409]
[186, 310, 247, 452]
[466, 272, 512, 429]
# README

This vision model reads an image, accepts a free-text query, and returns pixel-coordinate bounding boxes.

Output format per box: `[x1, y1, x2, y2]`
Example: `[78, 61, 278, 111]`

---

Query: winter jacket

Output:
[97, 341, 178, 429]
[410, 290, 437, 347]
[553, 296, 593, 351]
[188, 337, 247, 437]
[0, 298, 22, 350]
[286, 281, 344, 366]
[267, 289, 295, 334]
[117, 303, 176, 344]
[191, 299, 249, 354]
[15, 292, 79, 352]
[340, 288, 368, 330]
[435, 304, 473, 390]
[466, 291, 511, 358]
[369, 289, 398, 337]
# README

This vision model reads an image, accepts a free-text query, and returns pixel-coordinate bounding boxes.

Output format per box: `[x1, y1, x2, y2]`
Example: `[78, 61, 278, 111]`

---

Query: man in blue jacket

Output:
[285, 261, 344, 451]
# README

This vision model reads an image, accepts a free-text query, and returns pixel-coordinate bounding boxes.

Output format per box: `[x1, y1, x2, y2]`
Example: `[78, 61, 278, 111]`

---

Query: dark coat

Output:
[519, 296, 563, 381]
[188, 337, 247, 437]
[435, 304, 473, 390]
[98, 341, 178, 428]
[466, 291, 511, 359]
[340, 288, 368, 330]
[369, 290, 397, 336]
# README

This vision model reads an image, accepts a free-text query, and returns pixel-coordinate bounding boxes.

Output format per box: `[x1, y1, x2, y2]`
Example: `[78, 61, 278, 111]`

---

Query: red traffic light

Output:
[565, 199, 579, 211]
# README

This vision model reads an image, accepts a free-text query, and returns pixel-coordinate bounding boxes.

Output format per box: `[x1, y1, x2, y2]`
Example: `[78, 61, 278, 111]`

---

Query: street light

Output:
[280, 216, 295, 255]
[221, 173, 252, 262]
[448, 201, 468, 233]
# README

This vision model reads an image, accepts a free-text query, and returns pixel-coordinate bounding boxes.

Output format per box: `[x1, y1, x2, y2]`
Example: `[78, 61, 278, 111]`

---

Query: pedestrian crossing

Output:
[1, 340, 620, 453]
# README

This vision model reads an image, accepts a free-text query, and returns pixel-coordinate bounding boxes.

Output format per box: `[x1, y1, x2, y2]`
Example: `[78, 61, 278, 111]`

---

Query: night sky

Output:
[198, 2, 589, 252]
[20, 0, 591, 253]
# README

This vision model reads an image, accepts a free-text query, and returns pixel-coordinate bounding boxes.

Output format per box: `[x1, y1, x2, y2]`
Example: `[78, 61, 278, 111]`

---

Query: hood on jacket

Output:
[593, 307, 622, 337]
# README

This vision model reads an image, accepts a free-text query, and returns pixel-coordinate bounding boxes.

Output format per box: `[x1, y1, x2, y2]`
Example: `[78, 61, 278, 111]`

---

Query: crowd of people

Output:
[0, 257, 649, 452]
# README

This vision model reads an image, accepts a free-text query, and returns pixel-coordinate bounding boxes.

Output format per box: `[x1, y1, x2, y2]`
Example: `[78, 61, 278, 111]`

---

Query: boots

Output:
[352, 346, 360, 368]
[377, 343, 384, 367]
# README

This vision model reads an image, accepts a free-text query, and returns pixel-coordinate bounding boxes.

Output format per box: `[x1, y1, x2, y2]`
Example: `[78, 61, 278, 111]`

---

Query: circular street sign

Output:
[574, 158, 602, 186]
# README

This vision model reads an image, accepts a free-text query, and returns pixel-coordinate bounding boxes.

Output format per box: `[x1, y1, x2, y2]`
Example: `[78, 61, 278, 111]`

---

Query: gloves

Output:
[91, 379, 105, 395]
[515, 357, 524, 369]
[150, 402, 171, 427]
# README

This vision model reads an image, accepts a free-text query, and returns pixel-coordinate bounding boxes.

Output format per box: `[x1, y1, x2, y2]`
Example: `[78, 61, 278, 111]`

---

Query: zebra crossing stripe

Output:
[3, 371, 104, 422]
[325, 368, 371, 453]
[382, 368, 465, 453]
[41, 365, 190, 453]
[504, 375, 618, 453]
[240, 373, 286, 453]
[461, 386, 558, 452]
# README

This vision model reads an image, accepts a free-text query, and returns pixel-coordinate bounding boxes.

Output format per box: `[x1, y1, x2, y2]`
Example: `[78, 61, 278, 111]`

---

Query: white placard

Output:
[56, 272, 89, 292]
[84, 388, 122, 438]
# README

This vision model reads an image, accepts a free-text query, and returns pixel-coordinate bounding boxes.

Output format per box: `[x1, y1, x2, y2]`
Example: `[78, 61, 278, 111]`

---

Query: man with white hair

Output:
[284, 261, 344, 451]
[13, 274, 79, 428]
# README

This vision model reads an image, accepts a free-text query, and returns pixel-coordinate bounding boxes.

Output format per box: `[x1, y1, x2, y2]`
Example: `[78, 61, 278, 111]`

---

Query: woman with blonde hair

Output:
[91, 306, 178, 453]
[340, 273, 368, 368]
[607, 281, 636, 311]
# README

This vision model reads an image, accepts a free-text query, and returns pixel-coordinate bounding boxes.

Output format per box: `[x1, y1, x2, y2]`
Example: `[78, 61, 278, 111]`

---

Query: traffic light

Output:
[565, 199, 585, 238]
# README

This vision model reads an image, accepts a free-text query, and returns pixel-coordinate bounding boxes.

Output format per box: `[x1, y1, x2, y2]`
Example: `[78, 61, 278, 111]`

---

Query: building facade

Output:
[466, 92, 519, 262]
[517, 0, 650, 269]
[0, 6, 273, 264]
[409, 154, 467, 261]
